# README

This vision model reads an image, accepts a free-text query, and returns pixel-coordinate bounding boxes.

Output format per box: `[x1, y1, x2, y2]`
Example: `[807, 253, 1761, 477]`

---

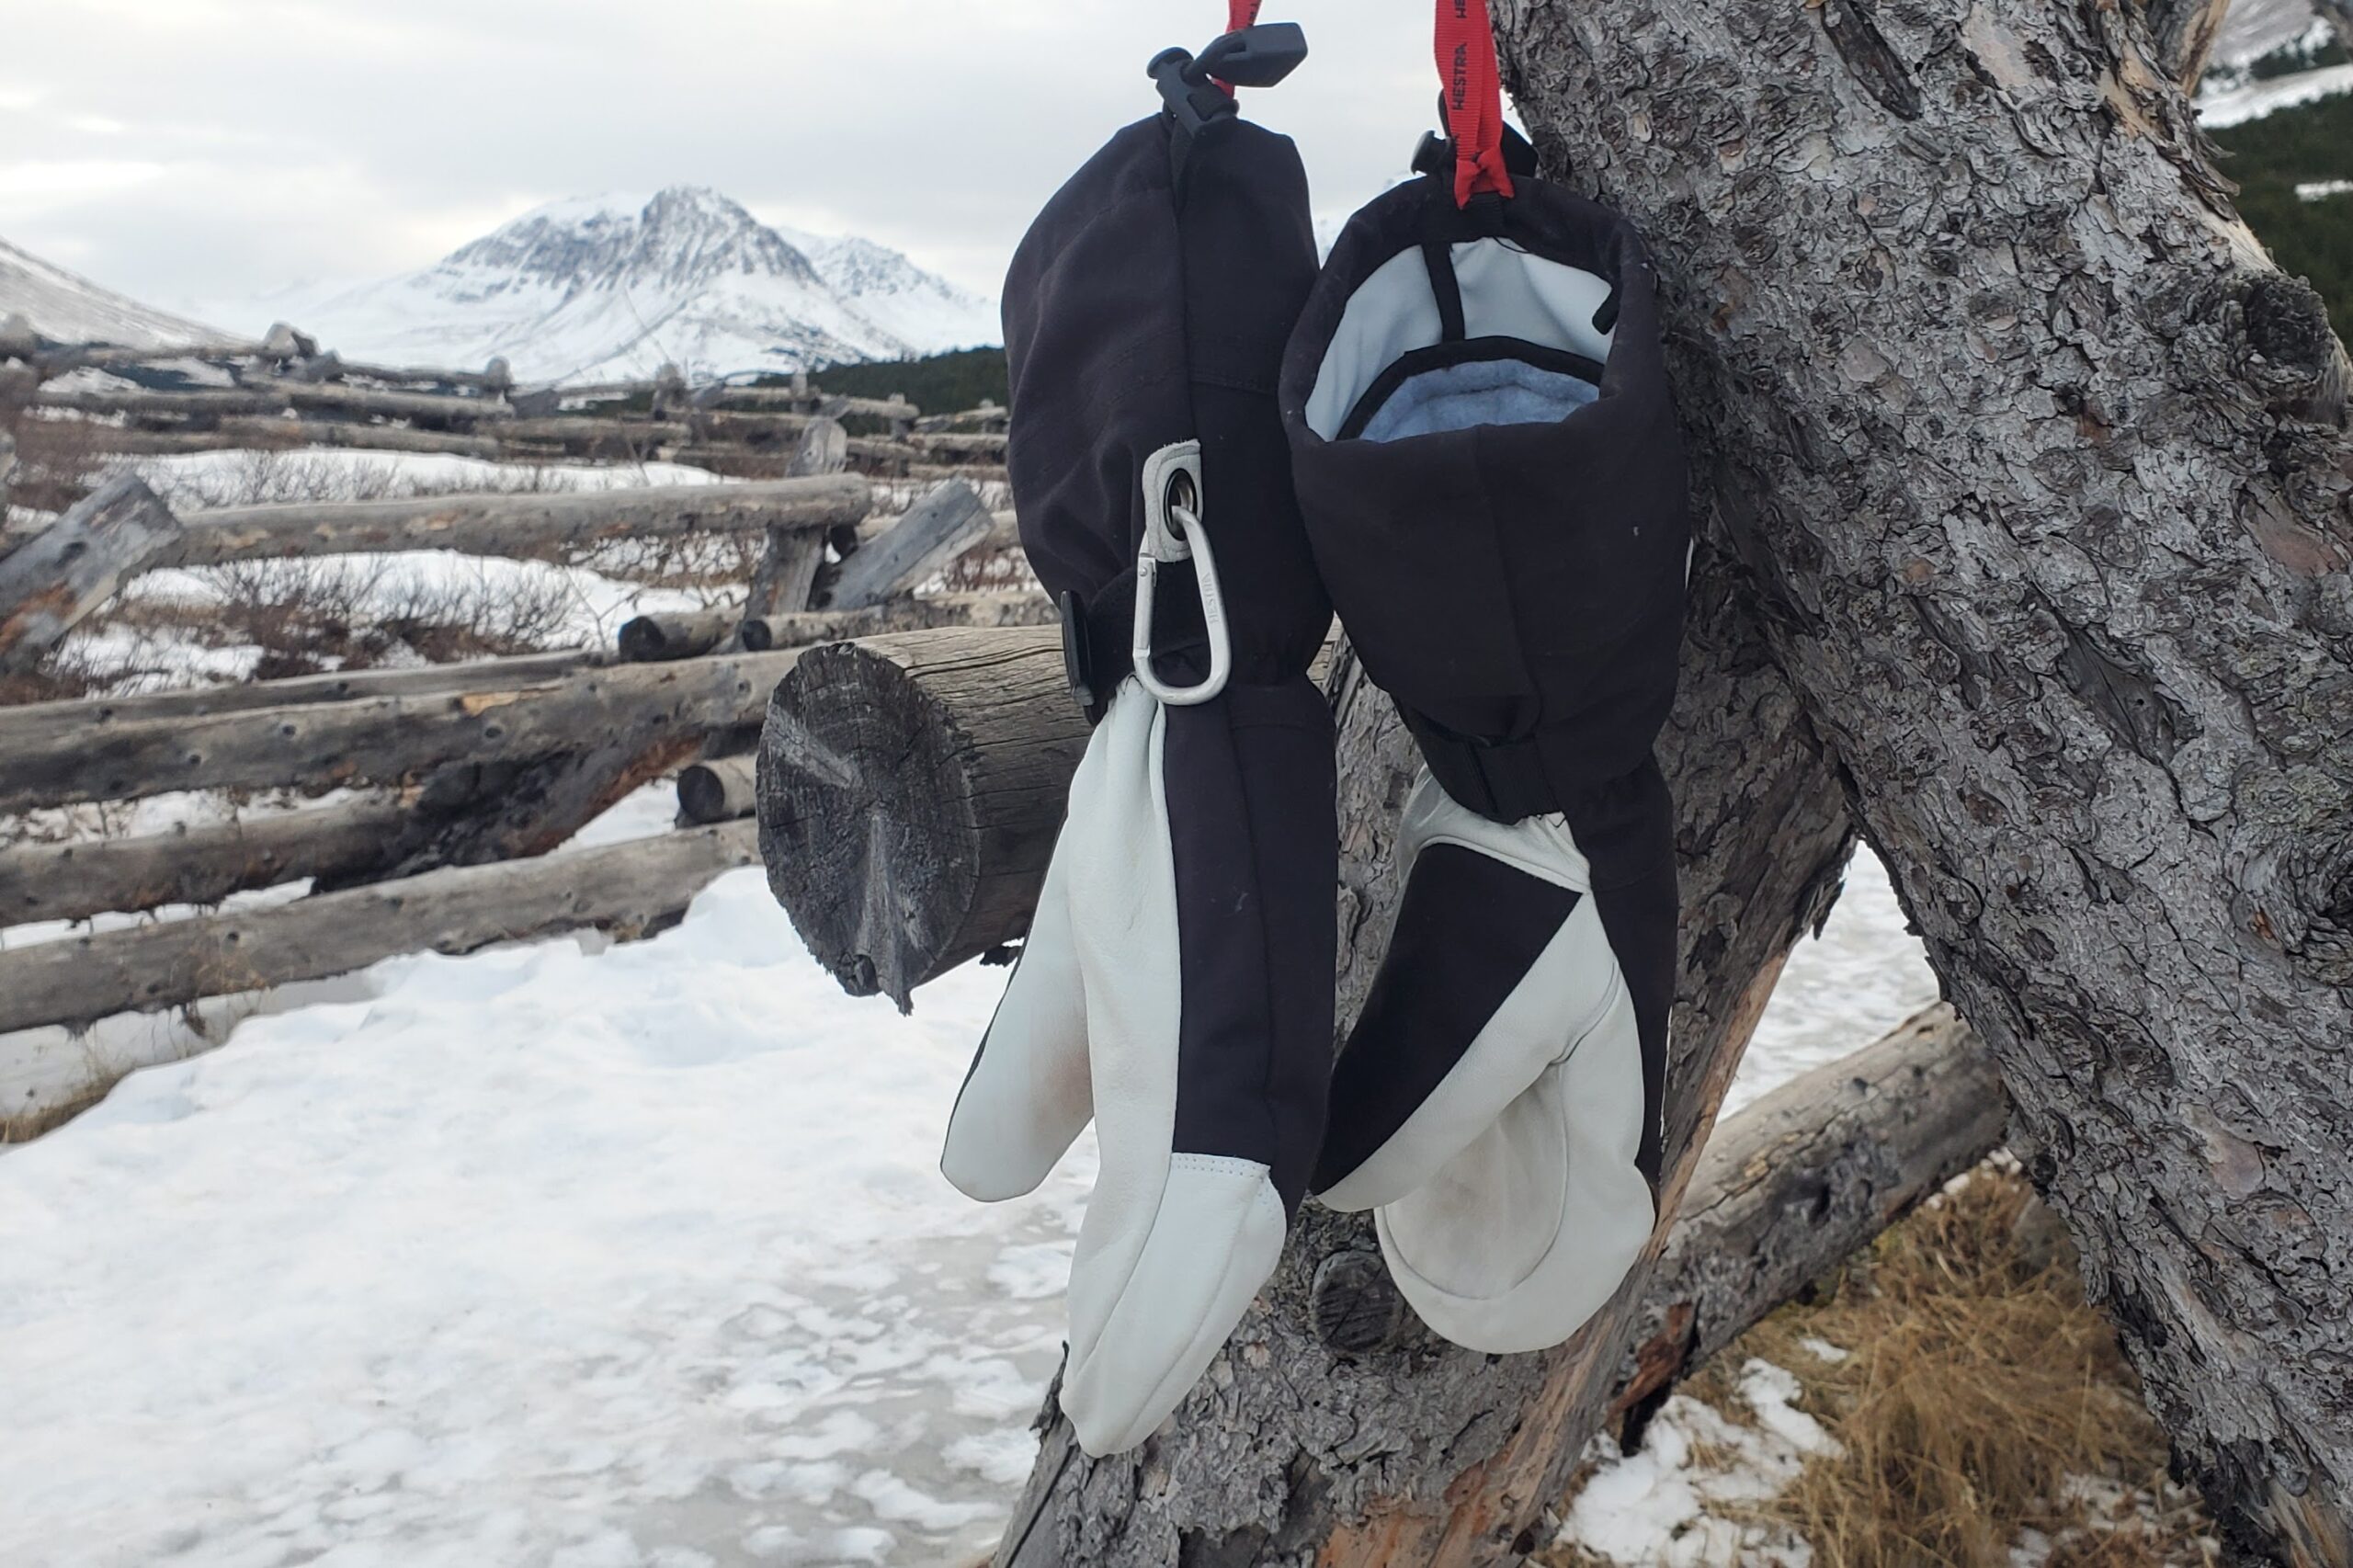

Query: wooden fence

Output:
[0, 315, 1009, 510]
[0, 323, 1039, 1130]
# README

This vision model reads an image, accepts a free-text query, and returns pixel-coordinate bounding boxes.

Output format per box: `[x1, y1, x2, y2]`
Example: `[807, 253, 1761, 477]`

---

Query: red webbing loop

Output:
[1436, 0, 1515, 205]
[1213, 0, 1265, 94]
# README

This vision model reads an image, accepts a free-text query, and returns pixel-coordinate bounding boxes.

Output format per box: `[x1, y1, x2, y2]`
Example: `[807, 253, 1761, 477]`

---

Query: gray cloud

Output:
[0, 1, 1463, 322]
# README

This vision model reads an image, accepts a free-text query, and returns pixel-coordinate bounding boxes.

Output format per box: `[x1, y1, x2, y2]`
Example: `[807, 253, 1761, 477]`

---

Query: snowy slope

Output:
[237, 188, 998, 385]
[0, 234, 222, 347]
[0, 837, 1934, 1567]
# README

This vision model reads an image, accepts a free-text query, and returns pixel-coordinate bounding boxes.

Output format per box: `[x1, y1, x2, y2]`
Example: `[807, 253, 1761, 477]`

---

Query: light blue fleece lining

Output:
[1355, 356, 1599, 443]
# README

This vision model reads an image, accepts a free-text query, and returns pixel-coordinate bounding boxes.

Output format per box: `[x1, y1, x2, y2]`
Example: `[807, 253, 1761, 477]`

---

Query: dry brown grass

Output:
[1551, 1166, 2220, 1568]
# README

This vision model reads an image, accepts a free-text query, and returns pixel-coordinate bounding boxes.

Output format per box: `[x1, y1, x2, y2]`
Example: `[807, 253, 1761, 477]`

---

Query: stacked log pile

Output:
[0, 323, 1008, 490]
[0, 335, 1043, 1120]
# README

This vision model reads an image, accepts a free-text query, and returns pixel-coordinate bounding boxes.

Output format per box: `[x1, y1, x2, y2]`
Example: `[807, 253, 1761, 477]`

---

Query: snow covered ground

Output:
[0, 828, 1935, 1568]
[2196, 60, 2353, 129]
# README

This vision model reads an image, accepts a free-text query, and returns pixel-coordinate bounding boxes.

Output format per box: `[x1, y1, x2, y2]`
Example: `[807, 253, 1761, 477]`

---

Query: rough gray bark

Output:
[0, 822, 756, 1036]
[2139, 0, 2234, 89]
[164, 475, 870, 569]
[0, 474, 180, 672]
[995, 561, 1855, 1566]
[1609, 1005, 2003, 1425]
[0, 650, 802, 812]
[0, 796, 405, 926]
[756, 627, 1087, 1008]
[1484, 0, 2353, 1555]
[819, 480, 993, 610]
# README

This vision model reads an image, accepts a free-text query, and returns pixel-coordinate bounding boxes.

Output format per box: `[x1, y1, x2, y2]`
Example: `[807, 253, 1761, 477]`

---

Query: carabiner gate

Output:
[1131, 441, 1232, 707]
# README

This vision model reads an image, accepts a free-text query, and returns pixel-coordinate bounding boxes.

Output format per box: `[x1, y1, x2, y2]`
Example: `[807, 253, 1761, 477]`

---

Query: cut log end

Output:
[756, 627, 1085, 1009]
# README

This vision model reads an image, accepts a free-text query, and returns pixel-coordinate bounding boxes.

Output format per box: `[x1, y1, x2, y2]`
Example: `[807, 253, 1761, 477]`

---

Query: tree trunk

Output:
[1483, 0, 2353, 1555]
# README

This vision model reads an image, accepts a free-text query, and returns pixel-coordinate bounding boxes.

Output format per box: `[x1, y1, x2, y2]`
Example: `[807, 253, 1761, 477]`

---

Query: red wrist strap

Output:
[1437, 0, 1515, 204]
[1213, 0, 1265, 95]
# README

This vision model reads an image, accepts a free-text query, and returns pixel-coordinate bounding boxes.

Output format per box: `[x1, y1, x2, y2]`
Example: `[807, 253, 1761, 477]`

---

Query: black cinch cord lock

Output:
[1149, 23, 1308, 184]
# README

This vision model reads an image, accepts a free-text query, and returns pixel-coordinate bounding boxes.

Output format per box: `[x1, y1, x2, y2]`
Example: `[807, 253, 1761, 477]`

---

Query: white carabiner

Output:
[1131, 442, 1232, 707]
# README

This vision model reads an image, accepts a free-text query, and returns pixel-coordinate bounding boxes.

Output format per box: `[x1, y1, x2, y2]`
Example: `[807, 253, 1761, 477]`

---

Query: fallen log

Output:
[618, 607, 742, 663]
[163, 474, 870, 569]
[756, 626, 1085, 1006]
[56, 415, 506, 460]
[820, 480, 991, 610]
[0, 797, 407, 926]
[496, 416, 688, 448]
[1608, 1005, 2006, 1425]
[0, 650, 598, 753]
[242, 378, 514, 425]
[736, 591, 1056, 651]
[677, 756, 757, 824]
[0, 474, 181, 673]
[0, 821, 758, 1036]
[0, 649, 804, 812]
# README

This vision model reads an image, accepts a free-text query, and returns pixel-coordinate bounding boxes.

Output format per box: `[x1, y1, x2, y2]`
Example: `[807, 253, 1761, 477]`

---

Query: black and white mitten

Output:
[1282, 142, 1690, 1351]
[942, 62, 1335, 1458]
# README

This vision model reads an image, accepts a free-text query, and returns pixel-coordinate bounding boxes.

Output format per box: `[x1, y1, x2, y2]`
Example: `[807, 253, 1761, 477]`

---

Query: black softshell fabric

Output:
[1281, 175, 1689, 1189]
[1002, 113, 1336, 1213]
[1005, 115, 1332, 689]
[1279, 176, 1688, 823]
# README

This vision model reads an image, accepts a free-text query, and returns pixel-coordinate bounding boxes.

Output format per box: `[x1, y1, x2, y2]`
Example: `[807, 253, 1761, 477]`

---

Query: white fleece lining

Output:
[1304, 239, 1619, 439]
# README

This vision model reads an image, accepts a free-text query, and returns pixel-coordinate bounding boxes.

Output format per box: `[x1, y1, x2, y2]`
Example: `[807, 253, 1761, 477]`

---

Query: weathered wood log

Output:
[26, 338, 273, 379]
[0, 797, 407, 926]
[618, 607, 742, 662]
[497, 416, 688, 448]
[1609, 1005, 2006, 1425]
[677, 756, 758, 825]
[33, 386, 280, 420]
[915, 402, 1007, 435]
[0, 649, 802, 812]
[0, 474, 180, 673]
[0, 313, 38, 363]
[745, 417, 848, 623]
[0, 428, 15, 520]
[820, 480, 992, 610]
[736, 591, 1056, 651]
[0, 650, 597, 753]
[55, 415, 506, 460]
[0, 821, 756, 1037]
[756, 627, 1086, 1006]
[1478, 0, 2353, 1555]
[222, 377, 513, 425]
[162, 475, 869, 569]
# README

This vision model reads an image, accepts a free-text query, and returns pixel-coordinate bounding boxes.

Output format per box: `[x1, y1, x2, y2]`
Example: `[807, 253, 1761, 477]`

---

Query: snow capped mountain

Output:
[0, 235, 222, 348]
[241, 187, 999, 386]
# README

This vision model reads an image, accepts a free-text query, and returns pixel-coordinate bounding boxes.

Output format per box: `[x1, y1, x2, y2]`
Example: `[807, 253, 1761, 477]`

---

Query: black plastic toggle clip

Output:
[1148, 23, 1308, 145]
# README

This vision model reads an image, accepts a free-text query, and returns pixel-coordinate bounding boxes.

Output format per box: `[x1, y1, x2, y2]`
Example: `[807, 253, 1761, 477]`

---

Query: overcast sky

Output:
[0, 1, 1464, 323]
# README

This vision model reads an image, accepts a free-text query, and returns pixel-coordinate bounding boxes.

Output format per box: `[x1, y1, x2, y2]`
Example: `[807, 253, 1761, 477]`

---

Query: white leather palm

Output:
[1322, 772, 1655, 1353]
[940, 680, 1286, 1455]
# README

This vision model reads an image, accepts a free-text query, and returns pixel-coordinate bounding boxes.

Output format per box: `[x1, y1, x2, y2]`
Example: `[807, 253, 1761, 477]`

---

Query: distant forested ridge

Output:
[798, 347, 1008, 415]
